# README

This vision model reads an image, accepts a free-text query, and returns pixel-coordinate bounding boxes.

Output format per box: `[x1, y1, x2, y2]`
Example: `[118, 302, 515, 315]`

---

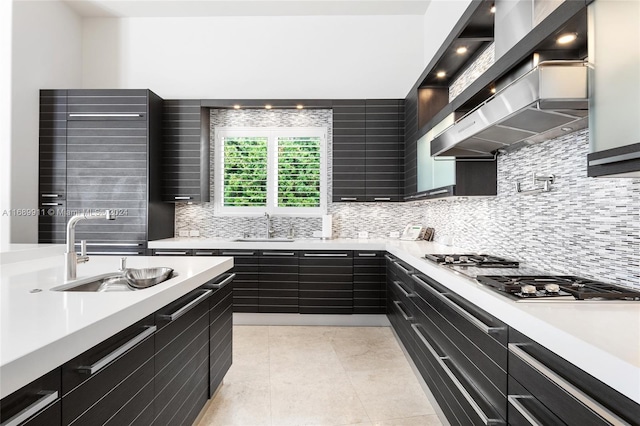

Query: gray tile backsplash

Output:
[176, 109, 639, 288]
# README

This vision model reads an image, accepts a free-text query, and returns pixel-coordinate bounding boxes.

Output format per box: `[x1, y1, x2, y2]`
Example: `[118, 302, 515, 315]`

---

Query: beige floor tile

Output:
[269, 325, 338, 340]
[333, 326, 395, 340]
[331, 336, 410, 373]
[198, 380, 271, 426]
[370, 415, 442, 426]
[348, 367, 436, 421]
[270, 374, 370, 426]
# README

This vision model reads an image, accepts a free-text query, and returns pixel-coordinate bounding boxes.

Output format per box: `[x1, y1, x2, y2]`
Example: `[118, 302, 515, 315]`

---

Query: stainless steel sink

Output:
[52, 273, 133, 292]
[230, 238, 295, 242]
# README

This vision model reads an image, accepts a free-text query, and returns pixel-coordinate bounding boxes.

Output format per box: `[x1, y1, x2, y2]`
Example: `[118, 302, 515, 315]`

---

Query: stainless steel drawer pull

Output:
[411, 274, 501, 335]
[303, 253, 348, 257]
[41, 194, 59, 198]
[68, 113, 142, 117]
[87, 251, 143, 255]
[159, 290, 212, 322]
[154, 251, 189, 255]
[174, 196, 192, 200]
[221, 251, 254, 256]
[394, 261, 412, 275]
[393, 280, 413, 298]
[262, 252, 295, 256]
[384, 254, 396, 262]
[393, 301, 412, 321]
[205, 273, 236, 289]
[411, 323, 495, 425]
[194, 251, 215, 256]
[358, 253, 377, 257]
[41, 202, 61, 206]
[77, 243, 140, 247]
[77, 325, 156, 375]
[1, 390, 59, 426]
[508, 344, 630, 425]
[508, 395, 544, 426]
[429, 189, 449, 196]
[340, 197, 358, 201]
[374, 197, 391, 201]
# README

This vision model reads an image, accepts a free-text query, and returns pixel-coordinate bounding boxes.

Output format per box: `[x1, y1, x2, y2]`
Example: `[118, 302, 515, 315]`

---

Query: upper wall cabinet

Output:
[161, 100, 210, 202]
[332, 99, 404, 202]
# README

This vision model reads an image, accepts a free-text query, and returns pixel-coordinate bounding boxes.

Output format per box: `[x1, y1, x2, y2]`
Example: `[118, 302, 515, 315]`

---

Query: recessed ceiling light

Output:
[233, 104, 241, 109]
[490, 5, 496, 13]
[436, 71, 446, 78]
[557, 32, 578, 44]
[265, 104, 272, 110]
[456, 46, 468, 55]
[296, 104, 304, 109]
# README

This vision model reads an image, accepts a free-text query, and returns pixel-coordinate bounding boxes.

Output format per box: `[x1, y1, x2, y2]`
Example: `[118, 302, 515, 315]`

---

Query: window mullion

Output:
[267, 132, 278, 211]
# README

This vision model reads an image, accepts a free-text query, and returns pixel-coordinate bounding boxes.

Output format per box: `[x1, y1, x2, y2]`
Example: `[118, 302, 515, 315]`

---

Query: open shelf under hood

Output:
[431, 61, 589, 158]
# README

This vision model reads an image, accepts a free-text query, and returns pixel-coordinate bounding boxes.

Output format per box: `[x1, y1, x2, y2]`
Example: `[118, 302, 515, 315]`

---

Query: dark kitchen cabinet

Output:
[221, 249, 260, 313]
[299, 251, 353, 314]
[38, 89, 175, 253]
[154, 287, 211, 425]
[206, 273, 234, 397]
[508, 328, 640, 425]
[38, 90, 67, 244]
[0, 368, 61, 426]
[259, 250, 299, 313]
[161, 100, 210, 202]
[353, 251, 386, 314]
[332, 100, 404, 202]
[60, 315, 156, 426]
[403, 91, 419, 197]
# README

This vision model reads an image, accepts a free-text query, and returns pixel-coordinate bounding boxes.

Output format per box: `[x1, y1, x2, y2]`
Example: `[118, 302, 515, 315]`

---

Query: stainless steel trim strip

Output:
[86, 251, 143, 255]
[159, 290, 212, 322]
[588, 151, 640, 166]
[358, 253, 377, 257]
[1, 390, 59, 426]
[393, 280, 413, 298]
[262, 252, 295, 256]
[428, 189, 449, 196]
[68, 113, 142, 117]
[411, 324, 493, 425]
[373, 197, 391, 201]
[194, 251, 216, 256]
[206, 273, 236, 289]
[77, 326, 156, 375]
[508, 395, 543, 426]
[303, 253, 348, 257]
[411, 275, 500, 335]
[41, 194, 59, 198]
[221, 251, 255, 256]
[393, 301, 412, 321]
[154, 251, 189, 255]
[41, 203, 61, 206]
[340, 197, 358, 201]
[77, 243, 140, 247]
[174, 196, 192, 200]
[508, 344, 630, 426]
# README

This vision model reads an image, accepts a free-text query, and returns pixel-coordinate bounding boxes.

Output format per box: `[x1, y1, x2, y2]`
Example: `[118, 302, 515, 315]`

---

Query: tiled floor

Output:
[197, 326, 442, 426]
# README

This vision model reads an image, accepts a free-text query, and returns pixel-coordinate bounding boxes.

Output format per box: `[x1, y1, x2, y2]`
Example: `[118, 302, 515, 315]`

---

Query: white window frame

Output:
[214, 126, 328, 216]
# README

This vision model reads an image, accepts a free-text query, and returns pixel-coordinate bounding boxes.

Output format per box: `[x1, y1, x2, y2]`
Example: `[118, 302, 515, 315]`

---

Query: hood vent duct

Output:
[431, 60, 589, 158]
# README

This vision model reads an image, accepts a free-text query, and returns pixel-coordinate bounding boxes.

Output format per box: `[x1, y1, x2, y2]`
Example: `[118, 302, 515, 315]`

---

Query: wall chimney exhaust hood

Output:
[431, 61, 589, 158]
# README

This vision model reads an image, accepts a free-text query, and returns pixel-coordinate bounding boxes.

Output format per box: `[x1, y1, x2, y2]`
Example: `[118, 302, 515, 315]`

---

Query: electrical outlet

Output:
[179, 230, 189, 237]
[189, 230, 200, 237]
[390, 231, 400, 238]
[358, 231, 369, 239]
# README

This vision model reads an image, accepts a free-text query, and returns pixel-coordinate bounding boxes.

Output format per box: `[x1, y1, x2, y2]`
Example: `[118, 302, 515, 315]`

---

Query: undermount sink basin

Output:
[52, 268, 175, 292]
[230, 238, 295, 242]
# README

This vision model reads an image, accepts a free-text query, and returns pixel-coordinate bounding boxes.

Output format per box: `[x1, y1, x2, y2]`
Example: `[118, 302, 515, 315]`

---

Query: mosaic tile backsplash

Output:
[176, 110, 639, 288]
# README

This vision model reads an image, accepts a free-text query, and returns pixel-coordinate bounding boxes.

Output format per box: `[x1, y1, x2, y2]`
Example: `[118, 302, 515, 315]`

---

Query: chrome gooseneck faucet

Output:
[65, 210, 116, 281]
[264, 212, 275, 239]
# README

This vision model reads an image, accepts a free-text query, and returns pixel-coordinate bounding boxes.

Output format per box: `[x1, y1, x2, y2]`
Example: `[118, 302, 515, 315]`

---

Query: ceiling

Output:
[59, 0, 432, 18]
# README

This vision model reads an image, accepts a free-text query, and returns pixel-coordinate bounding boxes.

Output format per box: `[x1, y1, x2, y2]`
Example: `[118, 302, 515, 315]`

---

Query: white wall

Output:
[0, 0, 12, 247]
[82, 15, 424, 99]
[9, 0, 83, 243]
[422, 0, 472, 68]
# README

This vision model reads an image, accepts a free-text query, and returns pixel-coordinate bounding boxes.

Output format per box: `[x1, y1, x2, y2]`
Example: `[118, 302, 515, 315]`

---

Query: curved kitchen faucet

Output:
[65, 210, 116, 281]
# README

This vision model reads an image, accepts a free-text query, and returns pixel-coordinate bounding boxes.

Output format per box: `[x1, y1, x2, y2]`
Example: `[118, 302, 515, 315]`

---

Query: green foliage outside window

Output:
[278, 137, 321, 207]
[223, 137, 267, 206]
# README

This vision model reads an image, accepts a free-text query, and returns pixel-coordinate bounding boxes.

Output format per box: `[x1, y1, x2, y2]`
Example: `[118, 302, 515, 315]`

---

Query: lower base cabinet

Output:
[0, 369, 61, 426]
[208, 273, 234, 397]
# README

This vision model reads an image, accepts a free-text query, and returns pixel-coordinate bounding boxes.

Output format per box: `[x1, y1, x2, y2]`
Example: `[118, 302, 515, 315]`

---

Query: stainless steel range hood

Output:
[431, 61, 589, 158]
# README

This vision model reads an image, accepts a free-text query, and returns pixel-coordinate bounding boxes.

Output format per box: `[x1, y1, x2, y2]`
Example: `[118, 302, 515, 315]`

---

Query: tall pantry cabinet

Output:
[38, 89, 174, 254]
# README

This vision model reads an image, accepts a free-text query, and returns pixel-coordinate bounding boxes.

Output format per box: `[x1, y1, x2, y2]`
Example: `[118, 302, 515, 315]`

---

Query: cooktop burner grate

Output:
[424, 254, 520, 268]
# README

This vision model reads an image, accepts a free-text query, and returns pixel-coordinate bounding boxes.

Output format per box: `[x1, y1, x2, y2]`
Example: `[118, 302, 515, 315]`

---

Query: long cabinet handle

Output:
[154, 251, 189, 255]
[262, 252, 295, 256]
[304, 253, 348, 257]
[508, 344, 630, 425]
[393, 301, 412, 321]
[78, 243, 141, 247]
[68, 113, 142, 117]
[357, 252, 377, 257]
[77, 325, 156, 375]
[1, 390, 59, 426]
[205, 273, 236, 289]
[194, 251, 216, 256]
[411, 274, 501, 335]
[86, 251, 144, 255]
[41, 202, 61, 206]
[174, 196, 192, 200]
[394, 261, 412, 275]
[340, 197, 358, 201]
[221, 251, 255, 256]
[393, 280, 413, 298]
[428, 189, 449, 196]
[374, 197, 391, 201]
[159, 290, 212, 321]
[41, 194, 59, 198]
[384, 254, 395, 262]
[507, 395, 544, 426]
[411, 324, 496, 425]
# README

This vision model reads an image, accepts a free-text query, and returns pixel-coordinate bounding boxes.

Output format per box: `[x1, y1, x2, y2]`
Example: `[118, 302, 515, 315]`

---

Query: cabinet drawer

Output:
[0, 369, 61, 426]
[509, 329, 640, 425]
[508, 376, 564, 426]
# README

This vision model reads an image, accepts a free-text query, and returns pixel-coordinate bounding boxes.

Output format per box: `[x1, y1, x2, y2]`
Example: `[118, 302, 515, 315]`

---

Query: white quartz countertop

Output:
[151, 237, 640, 403]
[0, 251, 233, 398]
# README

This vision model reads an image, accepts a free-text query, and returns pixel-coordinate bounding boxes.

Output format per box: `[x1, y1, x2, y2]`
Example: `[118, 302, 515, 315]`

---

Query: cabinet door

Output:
[332, 100, 366, 202]
[353, 251, 386, 313]
[403, 92, 419, 197]
[0, 368, 61, 426]
[61, 315, 155, 426]
[154, 288, 211, 426]
[220, 250, 260, 312]
[299, 251, 353, 314]
[66, 89, 148, 120]
[259, 251, 299, 313]
[206, 274, 234, 397]
[161, 100, 210, 202]
[365, 100, 403, 202]
[39, 90, 67, 244]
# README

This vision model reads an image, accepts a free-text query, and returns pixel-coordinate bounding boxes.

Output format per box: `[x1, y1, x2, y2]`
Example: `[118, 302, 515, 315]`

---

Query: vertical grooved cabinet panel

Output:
[299, 251, 353, 314]
[332, 100, 366, 202]
[353, 251, 386, 313]
[220, 250, 260, 312]
[259, 251, 299, 313]
[161, 100, 210, 202]
[209, 278, 233, 397]
[404, 91, 419, 197]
